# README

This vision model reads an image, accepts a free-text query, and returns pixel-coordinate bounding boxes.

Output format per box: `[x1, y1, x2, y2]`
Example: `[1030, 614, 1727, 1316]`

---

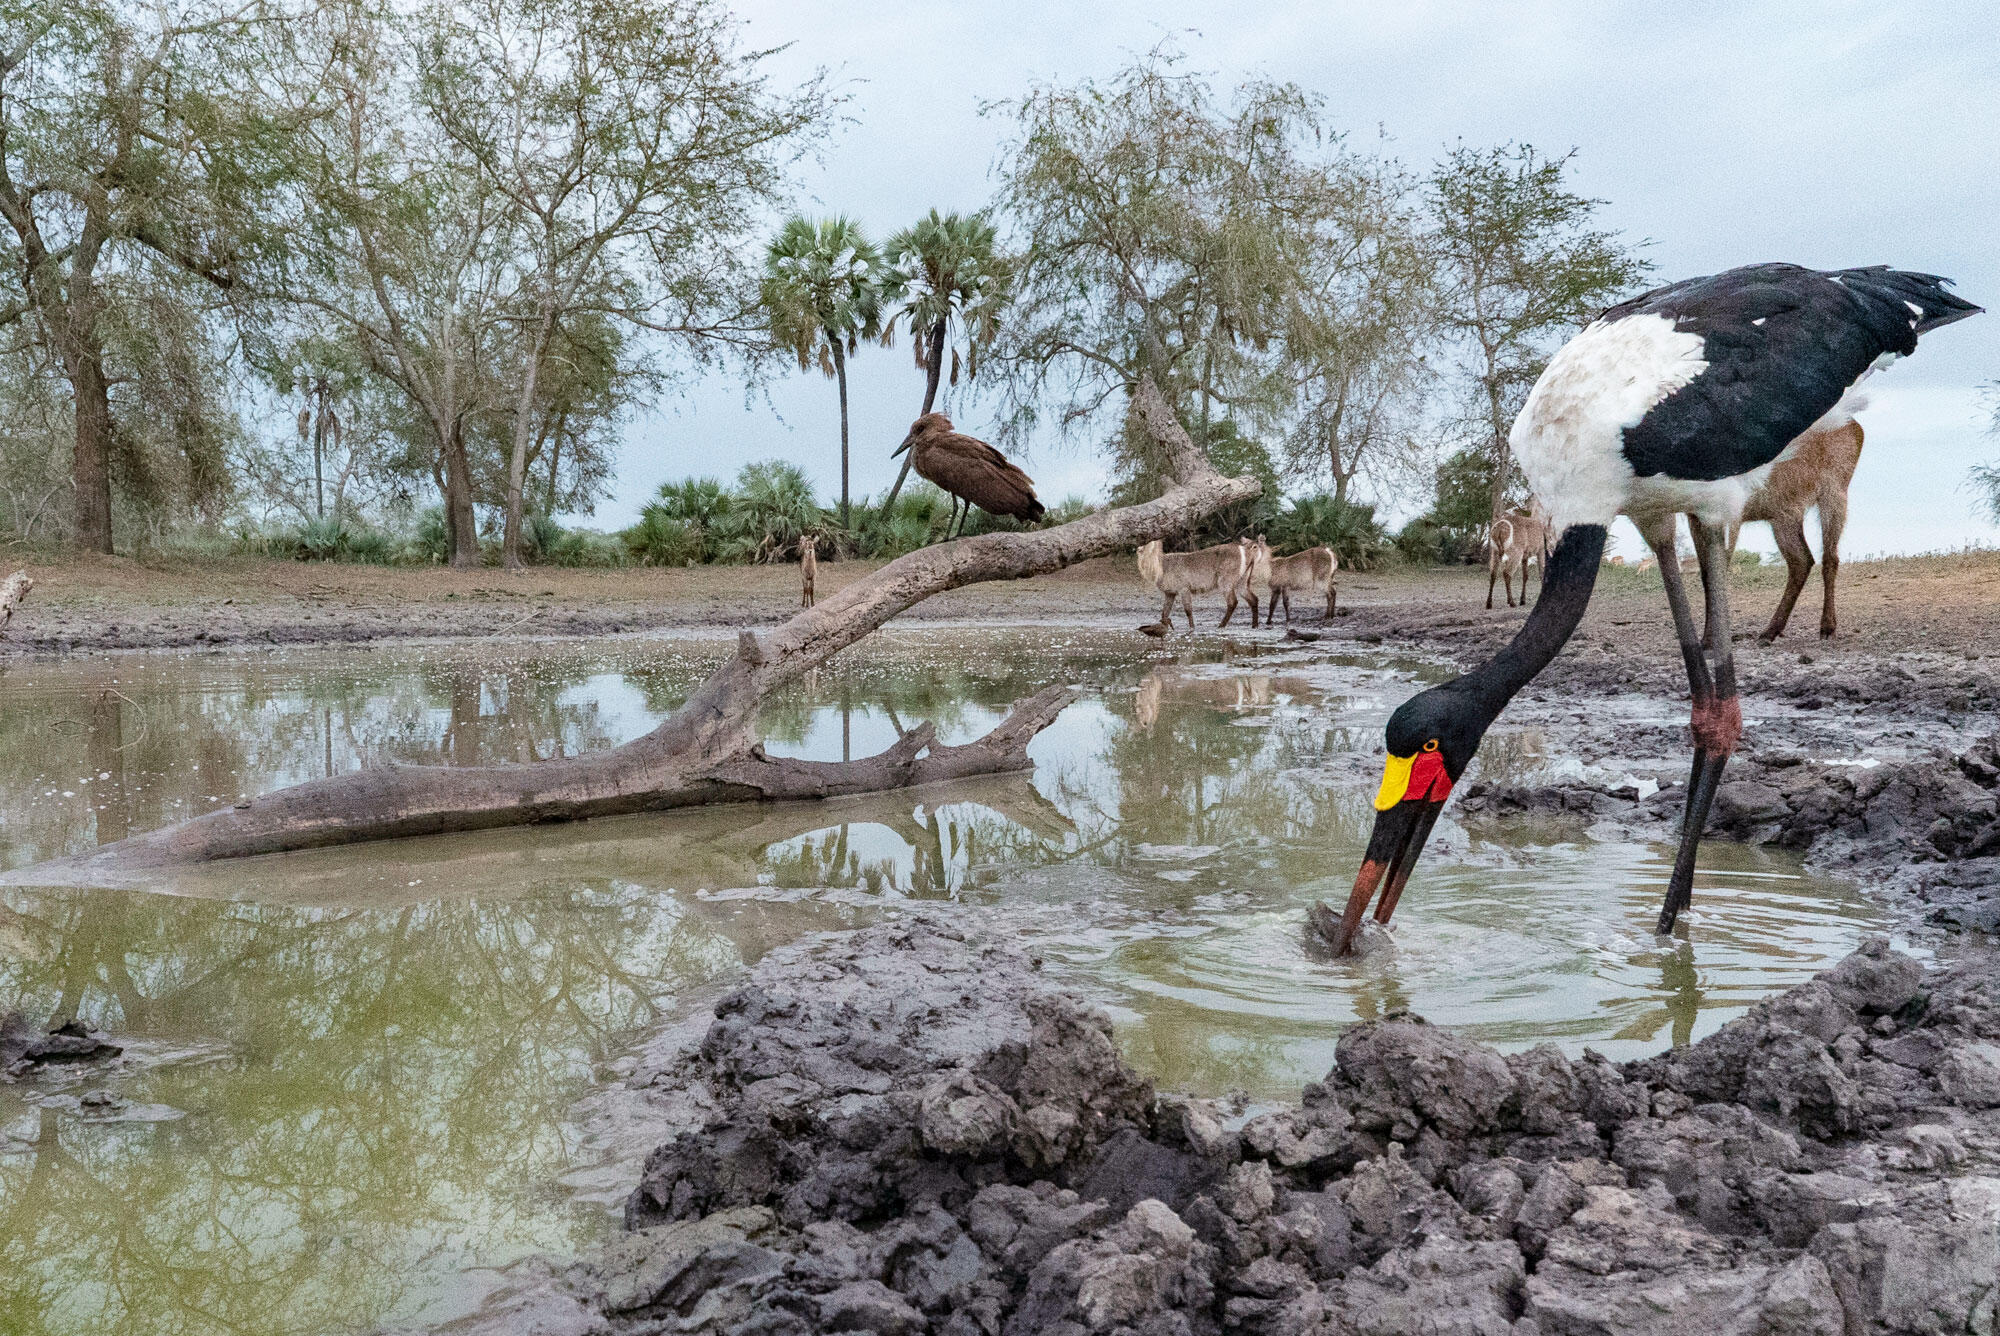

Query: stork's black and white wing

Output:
[1512, 263, 1979, 531]
[1609, 264, 1980, 481]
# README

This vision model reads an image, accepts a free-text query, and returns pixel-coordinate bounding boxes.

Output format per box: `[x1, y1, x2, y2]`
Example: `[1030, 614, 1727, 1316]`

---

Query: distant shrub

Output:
[1042, 496, 1096, 527]
[716, 460, 824, 563]
[344, 526, 392, 564]
[411, 508, 451, 564]
[1272, 495, 1391, 571]
[625, 505, 706, 566]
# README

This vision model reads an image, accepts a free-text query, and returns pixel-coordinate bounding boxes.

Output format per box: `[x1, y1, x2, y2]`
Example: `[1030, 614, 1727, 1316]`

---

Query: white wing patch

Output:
[1509, 314, 1709, 534]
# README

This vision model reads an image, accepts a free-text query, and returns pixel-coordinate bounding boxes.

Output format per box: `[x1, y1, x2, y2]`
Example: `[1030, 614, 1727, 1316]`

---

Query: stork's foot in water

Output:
[1659, 695, 1743, 934]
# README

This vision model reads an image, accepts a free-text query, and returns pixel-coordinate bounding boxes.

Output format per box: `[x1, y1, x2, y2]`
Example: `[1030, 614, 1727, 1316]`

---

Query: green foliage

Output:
[1428, 142, 1652, 511]
[717, 460, 825, 562]
[1429, 448, 1502, 531]
[413, 508, 452, 565]
[1114, 417, 1283, 546]
[760, 217, 888, 375]
[1271, 495, 1391, 571]
[298, 516, 351, 560]
[851, 483, 951, 558]
[627, 461, 826, 564]
[1042, 496, 1096, 527]
[989, 45, 1338, 442]
[882, 210, 1009, 405]
[625, 507, 706, 566]
[1391, 449, 1498, 566]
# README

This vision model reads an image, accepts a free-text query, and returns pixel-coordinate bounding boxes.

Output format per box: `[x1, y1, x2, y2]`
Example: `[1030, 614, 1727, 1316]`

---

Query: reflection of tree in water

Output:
[1051, 672, 1369, 868]
[0, 653, 632, 869]
[0, 881, 742, 1336]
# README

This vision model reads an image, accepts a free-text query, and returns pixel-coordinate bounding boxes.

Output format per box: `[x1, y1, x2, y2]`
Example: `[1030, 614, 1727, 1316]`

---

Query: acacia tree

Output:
[0, 0, 264, 551]
[988, 48, 1330, 493]
[257, 1, 515, 566]
[759, 215, 886, 527]
[424, 0, 830, 567]
[877, 209, 1008, 511]
[1275, 157, 1436, 505]
[1428, 143, 1650, 518]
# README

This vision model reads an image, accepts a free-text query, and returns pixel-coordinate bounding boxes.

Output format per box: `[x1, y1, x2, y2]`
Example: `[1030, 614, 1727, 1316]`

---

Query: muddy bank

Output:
[0, 556, 1144, 656]
[429, 918, 2000, 1336]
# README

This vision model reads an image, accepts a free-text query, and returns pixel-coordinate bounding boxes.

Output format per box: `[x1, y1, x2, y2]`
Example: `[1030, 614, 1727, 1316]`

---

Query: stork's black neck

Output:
[1453, 523, 1606, 726]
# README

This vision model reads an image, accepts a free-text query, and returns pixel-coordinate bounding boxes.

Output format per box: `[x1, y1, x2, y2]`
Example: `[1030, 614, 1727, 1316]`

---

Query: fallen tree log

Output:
[15, 378, 1257, 880]
[0, 570, 31, 637]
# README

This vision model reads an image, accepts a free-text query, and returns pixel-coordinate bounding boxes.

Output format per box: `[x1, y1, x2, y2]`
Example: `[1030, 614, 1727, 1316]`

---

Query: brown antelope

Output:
[799, 535, 818, 608]
[1484, 509, 1550, 609]
[1725, 402, 1865, 642]
[1137, 538, 1250, 631]
[1249, 538, 1338, 624]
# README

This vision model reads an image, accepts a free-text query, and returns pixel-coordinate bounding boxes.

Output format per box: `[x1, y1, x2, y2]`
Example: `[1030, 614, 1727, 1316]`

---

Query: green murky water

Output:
[0, 630, 1892, 1334]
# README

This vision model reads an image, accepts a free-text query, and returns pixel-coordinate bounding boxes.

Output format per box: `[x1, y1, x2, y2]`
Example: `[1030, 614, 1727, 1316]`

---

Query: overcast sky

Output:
[595, 0, 1999, 559]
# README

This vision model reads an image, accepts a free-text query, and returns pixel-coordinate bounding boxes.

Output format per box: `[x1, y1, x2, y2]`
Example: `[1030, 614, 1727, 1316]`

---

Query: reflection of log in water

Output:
[75, 773, 1078, 907]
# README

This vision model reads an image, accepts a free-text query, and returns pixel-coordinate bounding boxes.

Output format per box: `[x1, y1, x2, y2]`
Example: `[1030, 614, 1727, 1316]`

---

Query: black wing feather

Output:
[1611, 263, 1979, 482]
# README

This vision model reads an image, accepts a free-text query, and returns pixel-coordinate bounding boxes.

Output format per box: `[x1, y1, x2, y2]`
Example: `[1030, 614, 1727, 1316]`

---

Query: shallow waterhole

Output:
[0, 628, 1894, 1334]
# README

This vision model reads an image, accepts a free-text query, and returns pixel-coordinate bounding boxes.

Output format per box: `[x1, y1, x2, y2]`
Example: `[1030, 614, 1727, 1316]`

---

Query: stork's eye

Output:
[1423, 739, 1440, 753]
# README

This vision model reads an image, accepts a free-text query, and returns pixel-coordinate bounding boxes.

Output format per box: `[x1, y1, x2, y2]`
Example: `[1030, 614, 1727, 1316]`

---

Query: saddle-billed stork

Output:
[1316, 263, 1980, 955]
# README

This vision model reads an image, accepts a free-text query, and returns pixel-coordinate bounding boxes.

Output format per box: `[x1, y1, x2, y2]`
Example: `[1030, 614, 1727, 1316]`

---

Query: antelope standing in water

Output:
[1726, 396, 1866, 641]
[1137, 538, 1250, 631]
[799, 535, 818, 608]
[1485, 510, 1550, 609]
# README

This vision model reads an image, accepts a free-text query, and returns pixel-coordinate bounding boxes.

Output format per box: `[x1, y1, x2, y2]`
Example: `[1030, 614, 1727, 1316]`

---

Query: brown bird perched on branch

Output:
[892, 413, 1044, 539]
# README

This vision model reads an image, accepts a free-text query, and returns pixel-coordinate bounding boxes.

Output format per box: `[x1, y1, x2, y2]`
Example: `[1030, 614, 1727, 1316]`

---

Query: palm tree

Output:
[760, 216, 888, 526]
[879, 210, 1009, 510]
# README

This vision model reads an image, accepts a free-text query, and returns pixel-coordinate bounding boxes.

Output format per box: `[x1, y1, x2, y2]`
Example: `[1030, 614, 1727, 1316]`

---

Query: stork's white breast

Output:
[1510, 314, 1709, 534]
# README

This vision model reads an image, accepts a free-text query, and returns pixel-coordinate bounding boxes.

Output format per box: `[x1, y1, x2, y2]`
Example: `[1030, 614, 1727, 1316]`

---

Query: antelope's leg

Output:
[1817, 489, 1847, 638]
[1486, 557, 1499, 610]
[1762, 514, 1814, 643]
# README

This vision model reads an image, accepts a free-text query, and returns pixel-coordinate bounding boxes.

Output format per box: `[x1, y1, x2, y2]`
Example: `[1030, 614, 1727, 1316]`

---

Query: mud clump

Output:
[1, 1010, 121, 1076]
[442, 922, 2000, 1336]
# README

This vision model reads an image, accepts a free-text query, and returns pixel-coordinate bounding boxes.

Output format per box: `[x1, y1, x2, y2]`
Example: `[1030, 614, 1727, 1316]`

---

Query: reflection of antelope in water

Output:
[1725, 404, 1865, 641]
[1485, 510, 1550, 609]
[1137, 539, 1251, 630]
[799, 535, 818, 608]
[1134, 666, 1314, 729]
[1248, 538, 1338, 623]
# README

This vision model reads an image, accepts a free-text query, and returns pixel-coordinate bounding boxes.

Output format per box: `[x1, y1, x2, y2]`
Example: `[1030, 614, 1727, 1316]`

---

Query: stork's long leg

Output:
[1643, 517, 1716, 932]
[1659, 518, 1742, 934]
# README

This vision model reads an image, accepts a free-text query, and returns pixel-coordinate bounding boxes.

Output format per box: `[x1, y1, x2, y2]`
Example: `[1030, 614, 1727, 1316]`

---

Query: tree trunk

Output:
[1484, 359, 1512, 522]
[443, 420, 481, 568]
[10, 377, 1257, 886]
[502, 311, 554, 570]
[312, 380, 328, 519]
[71, 353, 116, 555]
[834, 342, 851, 527]
[881, 320, 947, 514]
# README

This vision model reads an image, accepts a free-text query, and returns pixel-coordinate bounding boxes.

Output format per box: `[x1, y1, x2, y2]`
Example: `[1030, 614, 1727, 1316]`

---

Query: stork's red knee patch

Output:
[1691, 695, 1742, 754]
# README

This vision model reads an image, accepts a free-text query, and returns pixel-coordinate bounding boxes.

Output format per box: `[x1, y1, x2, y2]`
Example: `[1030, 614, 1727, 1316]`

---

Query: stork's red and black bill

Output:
[1322, 747, 1452, 956]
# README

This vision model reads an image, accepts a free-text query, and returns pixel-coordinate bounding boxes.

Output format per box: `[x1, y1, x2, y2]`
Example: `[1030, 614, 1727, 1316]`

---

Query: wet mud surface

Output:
[431, 920, 2000, 1336]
